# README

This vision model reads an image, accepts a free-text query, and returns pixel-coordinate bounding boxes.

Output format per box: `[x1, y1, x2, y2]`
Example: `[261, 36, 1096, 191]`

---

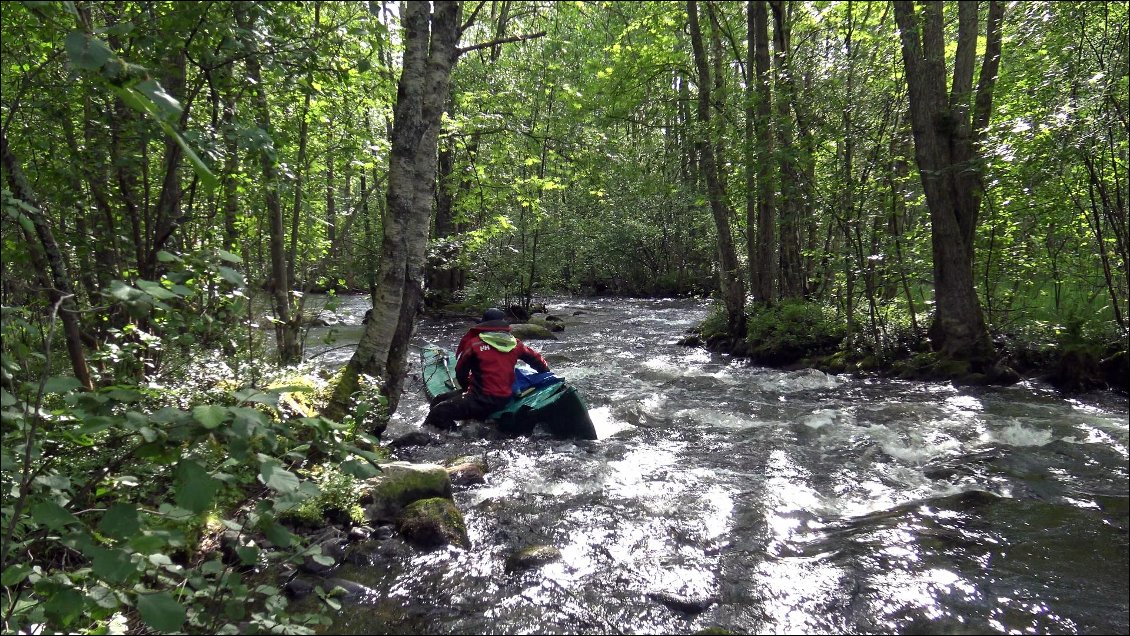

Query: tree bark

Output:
[769, 0, 804, 300]
[750, 0, 776, 303]
[687, 0, 747, 337]
[328, 1, 462, 420]
[235, 1, 300, 364]
[143, 47, 187, 281]
[2, 133, 94, 390]
[893, 1, 1002, 369]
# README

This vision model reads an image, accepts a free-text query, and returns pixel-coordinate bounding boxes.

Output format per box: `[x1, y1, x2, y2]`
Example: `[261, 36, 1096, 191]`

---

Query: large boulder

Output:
[396, 497, 470, 549]
[359, 462, 452, 524]
[510, 323, 558, 340]
[504, 544, 562, 573]
[445, 458, 487, 488]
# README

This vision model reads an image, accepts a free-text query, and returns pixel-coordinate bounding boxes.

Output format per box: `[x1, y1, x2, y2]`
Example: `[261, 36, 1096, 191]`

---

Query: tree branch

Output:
[457, 31, 546, 55]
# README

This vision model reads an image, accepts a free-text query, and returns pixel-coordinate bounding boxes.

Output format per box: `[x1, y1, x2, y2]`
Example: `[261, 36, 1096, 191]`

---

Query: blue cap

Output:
[480, 308, 506, 323]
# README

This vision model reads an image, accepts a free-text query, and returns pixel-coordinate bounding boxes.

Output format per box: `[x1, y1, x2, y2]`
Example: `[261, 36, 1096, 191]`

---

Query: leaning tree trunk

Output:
[687, 0, 747, 338]
[2, 134, 94, 390]
[235, 1, 300, 365]
[893, 1, 1003, 372]
[327, 1, 462, 421]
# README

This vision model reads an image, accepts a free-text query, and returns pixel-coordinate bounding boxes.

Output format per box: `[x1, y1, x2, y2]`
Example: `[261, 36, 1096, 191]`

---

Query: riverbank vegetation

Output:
[2, 1, 1127, 633]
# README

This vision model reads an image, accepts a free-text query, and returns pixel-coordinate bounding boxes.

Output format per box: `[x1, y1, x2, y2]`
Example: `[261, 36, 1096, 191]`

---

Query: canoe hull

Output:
[420, 346, 597, 440]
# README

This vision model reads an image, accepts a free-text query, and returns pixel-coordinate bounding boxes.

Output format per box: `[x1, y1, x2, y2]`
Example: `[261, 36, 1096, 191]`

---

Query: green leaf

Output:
[88, 585, 121, 610]
[65, 30, 113, 71]
[137, 592, 185, 633]
[0, 563, 31, 586]
[42, 376, 83, 393]
[134, 79, 183, 123]
[89, 546, 136, 584]
[107, 279, 142, 302]
[136, 279, 177, 300]
[217, 266, 246, 286]
[129, 533, 167, 554]
[341, 458, 380, 479]
[261, 521, 294, 548]
[107, 84, 219, 190]
[31, 501, 79, 529]
[99, 503, 140, 539]
[235, 545, 260, 565]
[258, 459, 300, 493]
[1, 389, 15, 407]
[233, 388, 278, 406]
[43, 587, 84, 626]
[193, 405, 229, 429]
[105, 387, 143, 402]
[174, 460, 219, 514]
[216, 248, 243, 263]
[156, 250, 181, 263]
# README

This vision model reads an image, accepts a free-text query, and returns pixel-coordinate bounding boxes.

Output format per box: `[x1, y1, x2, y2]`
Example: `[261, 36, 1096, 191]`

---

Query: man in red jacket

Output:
[424, 308, 551, 430]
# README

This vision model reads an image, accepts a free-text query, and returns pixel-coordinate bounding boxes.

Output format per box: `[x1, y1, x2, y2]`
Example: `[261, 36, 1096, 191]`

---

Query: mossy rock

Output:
[360, 462, 452, 524]
[446, 462, 486, 488]
[396, 497, 469, 549]
[504, 544, 562, 573]
[527, 316, 565, 332]
[267, 376, 324, 418]
[510, 323, 558, 340]
[1050, 346, 1105, 392]
[1100, 349, 1129, 392]
[444, 454, 488, 472]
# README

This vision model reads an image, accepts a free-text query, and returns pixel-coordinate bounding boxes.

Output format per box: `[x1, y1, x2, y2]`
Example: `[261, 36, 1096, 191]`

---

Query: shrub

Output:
[744, 300, 846, 365]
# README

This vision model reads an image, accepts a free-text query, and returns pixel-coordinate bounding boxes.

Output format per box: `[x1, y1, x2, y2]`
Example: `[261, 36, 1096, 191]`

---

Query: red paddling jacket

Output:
[455, 320, 549, 399]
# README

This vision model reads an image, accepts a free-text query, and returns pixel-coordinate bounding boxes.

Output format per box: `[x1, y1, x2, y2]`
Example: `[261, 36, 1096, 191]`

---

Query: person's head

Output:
[479, 307, 507, 324]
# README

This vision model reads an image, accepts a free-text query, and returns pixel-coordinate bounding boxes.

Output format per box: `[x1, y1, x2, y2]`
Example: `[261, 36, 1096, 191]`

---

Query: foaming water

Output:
[306, 296, 1129, 635]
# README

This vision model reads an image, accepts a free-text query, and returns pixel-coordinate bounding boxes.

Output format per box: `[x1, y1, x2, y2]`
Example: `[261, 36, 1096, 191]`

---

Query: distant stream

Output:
[302, 296, 1129, 634]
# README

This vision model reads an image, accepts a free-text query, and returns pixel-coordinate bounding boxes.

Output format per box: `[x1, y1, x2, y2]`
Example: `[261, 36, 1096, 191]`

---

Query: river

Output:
[302, 296, 1129, 635]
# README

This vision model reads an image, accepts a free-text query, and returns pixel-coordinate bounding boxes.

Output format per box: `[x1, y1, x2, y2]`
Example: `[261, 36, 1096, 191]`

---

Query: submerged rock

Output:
[446, 462, 486, 487]
[445, 454, 489, 487]
[387, 430, 435, 449]
[285, 576, 378, 602]
[396, 497, 470, 549]
[360, 462, 453, 524]
[504, 544, 562, 573]
[648, 591, 718, 615]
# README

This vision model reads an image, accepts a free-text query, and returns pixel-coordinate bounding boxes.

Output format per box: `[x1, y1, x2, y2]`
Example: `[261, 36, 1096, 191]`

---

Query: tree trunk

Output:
[143, 47, 187, 281]
[893, 1, 1002, 370]
[235, 1, 300, 365]
[428, 126, 457, 302]
[328, 1, 462, 420]
[769, 0, 804, 300]
[2, 133, 93, 390]
[750, 0, 776, 303]
[687, 0, 747, 338]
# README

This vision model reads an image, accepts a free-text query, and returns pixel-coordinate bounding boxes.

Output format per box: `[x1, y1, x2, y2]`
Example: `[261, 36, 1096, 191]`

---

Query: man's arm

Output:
[518, 342, 550, 373]
[455, 349, 474, 387]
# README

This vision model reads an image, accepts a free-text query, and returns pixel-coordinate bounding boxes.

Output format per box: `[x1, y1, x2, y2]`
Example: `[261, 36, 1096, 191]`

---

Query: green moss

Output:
[396, 497, 469, 549]
[363, 463, 452, 523]
[744, 300, 846, 365]
[510, 323, 557, 340]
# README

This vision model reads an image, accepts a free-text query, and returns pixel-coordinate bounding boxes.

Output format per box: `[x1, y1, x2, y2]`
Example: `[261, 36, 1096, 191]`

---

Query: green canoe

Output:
[421, 346, 598, 440]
